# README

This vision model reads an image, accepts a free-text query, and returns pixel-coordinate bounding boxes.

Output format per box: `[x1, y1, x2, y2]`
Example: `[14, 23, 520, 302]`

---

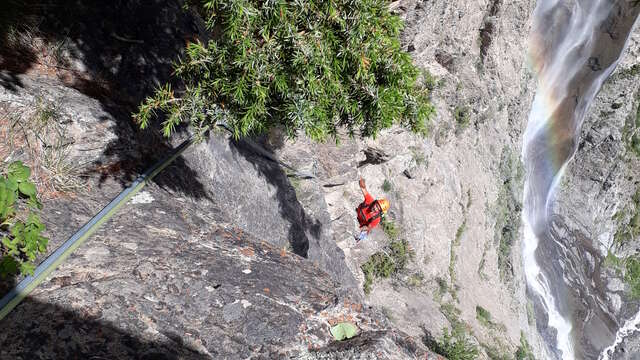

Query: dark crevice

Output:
[228, 135, 323, 258]
[479, 0, 502, 63]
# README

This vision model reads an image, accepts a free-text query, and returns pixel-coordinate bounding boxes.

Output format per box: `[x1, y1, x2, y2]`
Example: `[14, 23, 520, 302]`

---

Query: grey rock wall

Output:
[552, 24, 640, 359]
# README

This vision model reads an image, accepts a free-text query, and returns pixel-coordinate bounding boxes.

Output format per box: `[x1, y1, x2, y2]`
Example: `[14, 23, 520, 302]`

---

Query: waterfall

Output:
[523, 1, 639, 358]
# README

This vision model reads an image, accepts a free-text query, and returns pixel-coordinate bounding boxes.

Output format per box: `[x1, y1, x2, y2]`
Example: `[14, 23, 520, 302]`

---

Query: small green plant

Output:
[436, 277, 449, 298]
[410, 146, 427, 167]
[0, 161, 48, 277]
[432, 326, 479, 360]
[423, 69, 438, 91]
[382, 179, 392, 193]
[482, 344, 511, 360]
[615, 63, 640, 80]
[622, 92, 640, 157]
[454, 105, 471, 134]
[454, 220, 466, 245]
[625, 257, 640, 299]
[515, 332, 536, 360]
[475, 306, 492, 328]
[7, 98, 84, 195]
[136, 0, 435, 142]
[526, 300, 536, 327]
[604, 250, 623, 273]
[407, 271, 424, 288]
[494, 147, 523, 282]
[607, 188, 640, 299]
[440, 302, 463, 329]
[613, 189, 640, 246]
[449, 245, 457, 288]
[381, 216, 400, 240]
[449, 217, 466, 293]
[361, 239, 412, 294]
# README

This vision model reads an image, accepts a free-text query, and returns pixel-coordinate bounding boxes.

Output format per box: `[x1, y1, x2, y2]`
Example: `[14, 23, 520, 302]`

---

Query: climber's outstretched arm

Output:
[359, 177, 369, 198]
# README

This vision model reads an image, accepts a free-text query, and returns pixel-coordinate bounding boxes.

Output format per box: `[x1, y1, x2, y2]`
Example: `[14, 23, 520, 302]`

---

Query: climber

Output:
[354, 177, 389, 242]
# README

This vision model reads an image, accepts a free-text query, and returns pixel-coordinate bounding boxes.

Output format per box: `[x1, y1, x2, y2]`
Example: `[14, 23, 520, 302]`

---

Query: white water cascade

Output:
[523, 1, 639, 359]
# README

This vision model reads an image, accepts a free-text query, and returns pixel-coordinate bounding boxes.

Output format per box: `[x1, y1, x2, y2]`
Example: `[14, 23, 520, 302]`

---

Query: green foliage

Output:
[622, 91, 640, 157]
[330, 322, 358, 340]
[432, 326, 479, 360]
[608, 188, 640, 299]
[604, 250, 623, 273]
[613, 189, 640, 246]
[482, 344, 511, 360]
[454, 105, 471, 134]
[454, 220, 466, 245]
[0, 161, 48, 277]
[382, 179, 392, 193]
[137, 0, 435, 142]
[526, 300, 536, 327]
[410, 146, 427, 167]
[361, 239, 412, 294]
[407, 271, 424, 288]
[475, 306, 492, 327]
[449, 216, 466, 294]
[440, 302, 463, 329]
[616, 63, 640, 80]
[515, 332, 536, 360]
[494, 147, 523, 282]
[435, 277, 449, 298]
[625, 257, 640, 299]
[423, 69, 438, 91]
[381, 216, 399, 240]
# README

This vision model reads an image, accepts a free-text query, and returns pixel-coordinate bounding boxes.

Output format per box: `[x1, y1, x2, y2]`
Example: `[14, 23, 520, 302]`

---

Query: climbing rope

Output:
[0, 123, 314, 320]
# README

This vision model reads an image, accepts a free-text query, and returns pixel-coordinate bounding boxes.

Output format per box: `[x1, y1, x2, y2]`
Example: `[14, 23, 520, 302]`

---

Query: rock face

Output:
[0, 1, 435, 358]
[551, 24, 640, 358]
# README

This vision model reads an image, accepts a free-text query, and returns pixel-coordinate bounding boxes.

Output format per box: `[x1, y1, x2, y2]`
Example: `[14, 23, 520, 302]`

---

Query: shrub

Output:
[361, 239, 412, 294]
[0, 161, 48, 277]
[423, 69, 438, 91]
[136, 0, 435, 141]
[494, 147, 523, 281]
[515, 332, 536, 360]
[450, 217, 466, 291]
[433, 326, 479, 360]
[440, 302, 463, 329]
[407, 271, 424, 288]
[613, 189, 640, 246]
[382, 179, 392, 192]
[454, 105, 470, 133]
[622, 92, 640, 157]
[436, 277, 449, 297]
[475, 306, 492, 327]
[381, 217, 400, 240]
[625, 257, 640, 299]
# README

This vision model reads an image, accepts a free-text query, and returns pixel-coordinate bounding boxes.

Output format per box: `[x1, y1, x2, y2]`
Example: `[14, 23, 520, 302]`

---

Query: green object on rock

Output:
[330, 322, 358, 341]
